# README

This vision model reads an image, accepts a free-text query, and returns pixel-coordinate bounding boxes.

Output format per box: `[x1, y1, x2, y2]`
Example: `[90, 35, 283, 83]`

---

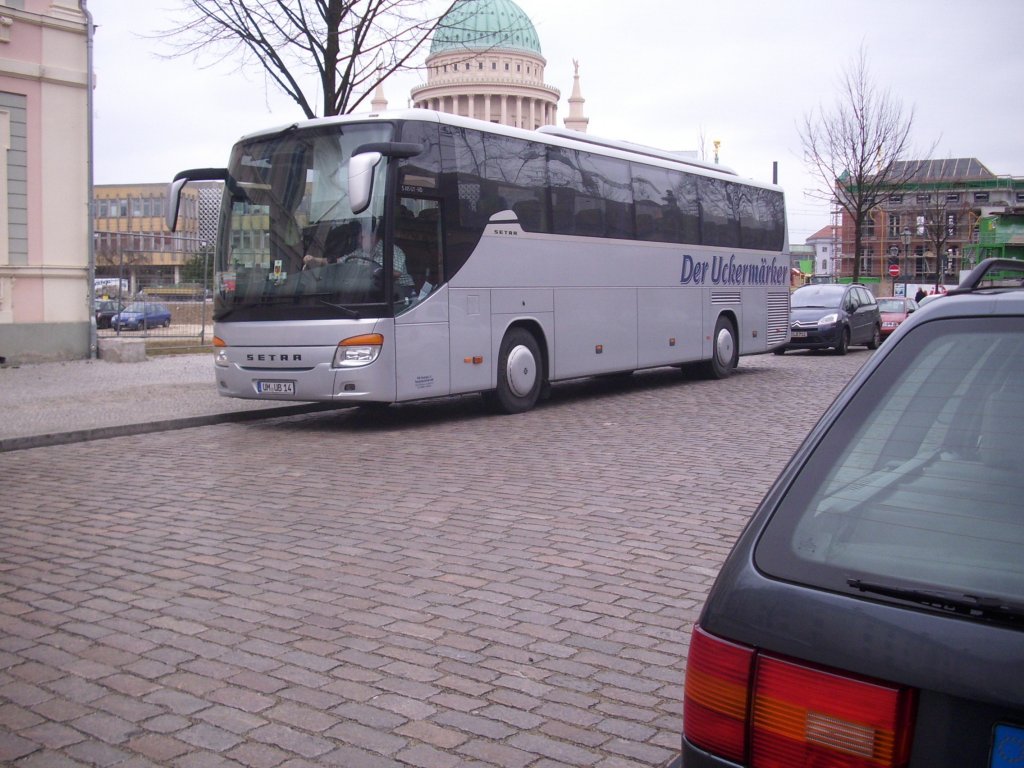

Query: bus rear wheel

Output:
[491, 327, 542, 414]
[702, 315, 738, 379]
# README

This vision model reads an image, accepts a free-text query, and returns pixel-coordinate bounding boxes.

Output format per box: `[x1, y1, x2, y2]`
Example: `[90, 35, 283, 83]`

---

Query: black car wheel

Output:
[866, 325, 881, 350]
[833, 327, 849, 355]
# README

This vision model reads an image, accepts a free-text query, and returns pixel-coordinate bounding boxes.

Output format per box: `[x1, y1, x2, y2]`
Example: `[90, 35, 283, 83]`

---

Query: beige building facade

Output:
[0, 0, 91, 364]
[93, 182, 207, 294]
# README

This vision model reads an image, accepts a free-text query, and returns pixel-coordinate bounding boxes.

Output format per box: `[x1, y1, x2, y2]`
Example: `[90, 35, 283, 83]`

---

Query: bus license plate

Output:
[992, 723, 1024, 768]
[256, 380, 295, 395]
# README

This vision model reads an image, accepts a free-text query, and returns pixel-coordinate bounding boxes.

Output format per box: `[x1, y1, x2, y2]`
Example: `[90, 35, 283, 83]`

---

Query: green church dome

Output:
[430, 0, 542, 57]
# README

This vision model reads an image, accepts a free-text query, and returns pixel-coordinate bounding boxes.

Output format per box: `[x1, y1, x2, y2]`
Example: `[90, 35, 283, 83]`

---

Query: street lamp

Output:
[901, 227, 912, 295]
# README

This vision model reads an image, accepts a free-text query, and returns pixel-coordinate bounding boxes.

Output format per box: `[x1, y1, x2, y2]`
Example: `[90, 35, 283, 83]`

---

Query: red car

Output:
[877, 295, 918, 338]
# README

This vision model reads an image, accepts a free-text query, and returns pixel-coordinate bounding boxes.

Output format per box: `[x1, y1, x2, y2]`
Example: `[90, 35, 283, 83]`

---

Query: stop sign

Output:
[889, 263, 901, 277]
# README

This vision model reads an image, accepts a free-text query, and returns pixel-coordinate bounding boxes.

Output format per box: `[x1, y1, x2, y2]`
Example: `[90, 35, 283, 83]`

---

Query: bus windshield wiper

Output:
[317, 299, 360, 319]
[848, 578, 1024, 622]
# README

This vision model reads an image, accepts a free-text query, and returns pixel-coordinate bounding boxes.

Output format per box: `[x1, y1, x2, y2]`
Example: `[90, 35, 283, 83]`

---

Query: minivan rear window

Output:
[756, 317, 1024, 604]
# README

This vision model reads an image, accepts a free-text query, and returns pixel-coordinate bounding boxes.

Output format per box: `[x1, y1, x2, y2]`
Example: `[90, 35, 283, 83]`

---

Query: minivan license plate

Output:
[256, 380, 295, 395]
[991, 723, 1024, 768]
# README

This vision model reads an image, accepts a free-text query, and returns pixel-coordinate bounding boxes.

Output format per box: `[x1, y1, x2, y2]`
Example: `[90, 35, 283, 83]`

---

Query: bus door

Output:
[393, 197, 451, 400]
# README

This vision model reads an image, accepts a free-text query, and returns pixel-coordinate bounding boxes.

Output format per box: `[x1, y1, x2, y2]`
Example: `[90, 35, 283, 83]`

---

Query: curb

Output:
[0, 402, 346, 453]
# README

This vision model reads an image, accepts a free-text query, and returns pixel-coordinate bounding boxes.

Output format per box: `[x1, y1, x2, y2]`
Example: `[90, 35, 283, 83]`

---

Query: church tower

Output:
[410, 0, 561, 130]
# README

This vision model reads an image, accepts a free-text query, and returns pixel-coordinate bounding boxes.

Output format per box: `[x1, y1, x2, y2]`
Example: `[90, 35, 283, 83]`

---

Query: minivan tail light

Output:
[683, 626, 755, 763]
[751, 655, 915, 768]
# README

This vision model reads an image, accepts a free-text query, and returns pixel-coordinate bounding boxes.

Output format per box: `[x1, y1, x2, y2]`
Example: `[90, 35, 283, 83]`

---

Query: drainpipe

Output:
[80, 0, 96, 358]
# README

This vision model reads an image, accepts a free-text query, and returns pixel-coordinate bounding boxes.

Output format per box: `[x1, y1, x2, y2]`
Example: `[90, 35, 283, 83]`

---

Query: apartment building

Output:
[836, 158, 1024, 290]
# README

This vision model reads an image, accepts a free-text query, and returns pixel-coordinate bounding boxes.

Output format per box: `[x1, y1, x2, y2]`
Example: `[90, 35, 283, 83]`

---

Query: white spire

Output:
[563, 59, 589, 133]
[371, 80, 388, 112]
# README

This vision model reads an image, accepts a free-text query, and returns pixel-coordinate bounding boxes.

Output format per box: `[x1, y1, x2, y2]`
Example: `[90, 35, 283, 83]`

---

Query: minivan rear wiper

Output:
[848, 578, 1024, 623]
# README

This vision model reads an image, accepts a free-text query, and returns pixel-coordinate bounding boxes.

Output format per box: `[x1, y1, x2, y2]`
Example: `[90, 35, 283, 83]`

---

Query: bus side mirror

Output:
[349, 152, 382, 215]
[166, 168, 228, 231]
[166, 177, 189, 231]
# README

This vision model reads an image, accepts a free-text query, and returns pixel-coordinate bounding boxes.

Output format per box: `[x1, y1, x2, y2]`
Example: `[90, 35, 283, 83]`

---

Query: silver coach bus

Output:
[169, 110, 789, 413]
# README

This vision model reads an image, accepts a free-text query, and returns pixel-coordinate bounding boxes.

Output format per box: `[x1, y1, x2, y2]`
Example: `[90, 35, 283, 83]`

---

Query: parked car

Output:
[877, 295, 918, 338]
[94, 298, 125, 329]
[775, 283, 881, 355]
[680, 258, 1024, 767]
[110, 301, 171, 331]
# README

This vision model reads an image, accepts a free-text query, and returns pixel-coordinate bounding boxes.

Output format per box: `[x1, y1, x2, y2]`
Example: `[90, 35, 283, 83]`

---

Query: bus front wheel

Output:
[491, 327, 542, 414]
[703, 316, 738, 379]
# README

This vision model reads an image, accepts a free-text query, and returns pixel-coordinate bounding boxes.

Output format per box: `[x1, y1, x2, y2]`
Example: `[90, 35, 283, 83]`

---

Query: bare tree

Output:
[916, 187, 969, 289]
[800, 46, 926, 283]
[161, 0, 458, 118]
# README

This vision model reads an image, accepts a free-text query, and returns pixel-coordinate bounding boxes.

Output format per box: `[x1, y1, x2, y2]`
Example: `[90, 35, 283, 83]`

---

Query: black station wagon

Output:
[679, 259, 1024, 768]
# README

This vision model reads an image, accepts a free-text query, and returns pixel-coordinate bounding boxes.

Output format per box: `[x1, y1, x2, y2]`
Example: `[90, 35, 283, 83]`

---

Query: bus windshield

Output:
[215, 123, 395, 321]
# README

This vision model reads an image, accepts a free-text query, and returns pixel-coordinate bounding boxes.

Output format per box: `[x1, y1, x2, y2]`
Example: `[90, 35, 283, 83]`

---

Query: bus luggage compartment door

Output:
[449, 288, 493, 394]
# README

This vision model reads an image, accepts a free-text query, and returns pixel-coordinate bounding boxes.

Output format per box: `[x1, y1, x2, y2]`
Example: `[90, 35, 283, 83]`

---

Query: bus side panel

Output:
[553, 288, 638, 379]
[449, 288, 493, 394]
[394, 290, 451, 401]
[740, 287, 765, 355]
[637, 287, 703, 367]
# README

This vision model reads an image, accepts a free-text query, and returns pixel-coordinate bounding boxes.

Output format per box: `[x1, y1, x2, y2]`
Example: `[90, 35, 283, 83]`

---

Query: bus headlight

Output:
[333, 333, 384, 368]
[213, 336, 229, 367]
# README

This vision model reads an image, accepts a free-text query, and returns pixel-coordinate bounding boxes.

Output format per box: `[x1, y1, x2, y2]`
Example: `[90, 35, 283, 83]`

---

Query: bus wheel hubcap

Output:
[506, 345, 536, 398]
[716, 329, 734, 364]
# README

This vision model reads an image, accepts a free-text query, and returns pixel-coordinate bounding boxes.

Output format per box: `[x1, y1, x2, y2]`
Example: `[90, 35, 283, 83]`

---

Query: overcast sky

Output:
[88, 0, 1024, 243]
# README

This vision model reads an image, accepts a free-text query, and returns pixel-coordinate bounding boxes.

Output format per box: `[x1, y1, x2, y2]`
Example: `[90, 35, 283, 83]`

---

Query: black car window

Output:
[756, 316, 1024, 604]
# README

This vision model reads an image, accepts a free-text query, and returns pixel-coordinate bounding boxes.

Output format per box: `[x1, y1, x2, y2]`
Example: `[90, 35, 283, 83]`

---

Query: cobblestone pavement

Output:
[0, 350, 871, 767]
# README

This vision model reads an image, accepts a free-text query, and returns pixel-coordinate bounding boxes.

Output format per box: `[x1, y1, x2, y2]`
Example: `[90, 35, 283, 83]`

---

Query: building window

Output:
[860, 249, 873, 274]
[974, 192, 989, 203]
[889, 194, 903, 204]
[946, 193, 960, 203]
[861, 217, 875, 237]
[916, 194, 930, 204]
[492, 62, 496, 70]
[888, 213, 902, 238]
[1016, 192, 1024, 203]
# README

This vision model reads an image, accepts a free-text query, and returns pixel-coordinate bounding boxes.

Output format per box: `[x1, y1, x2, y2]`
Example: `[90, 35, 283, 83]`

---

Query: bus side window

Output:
[396, 198, 443, 299]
